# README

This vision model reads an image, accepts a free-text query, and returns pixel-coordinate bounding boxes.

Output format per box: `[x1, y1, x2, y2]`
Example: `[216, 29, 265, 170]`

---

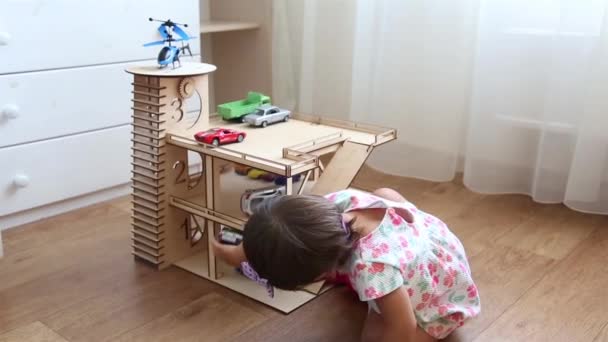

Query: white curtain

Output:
[272, 0, 608, 214]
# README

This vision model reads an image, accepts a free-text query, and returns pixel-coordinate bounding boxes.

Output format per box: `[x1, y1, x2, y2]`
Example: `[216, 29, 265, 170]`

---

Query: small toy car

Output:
[219, 162, 233, 174]
[247, 169, 267, 180]
[194, 128, 246, 146]
[243, 105, 291, 128]
[218, 92, 271, 121]
[260, 172, 277, 182]
[241, 186, 286, 216]
[234, 164, 252, 176]
[274, 174, 301, 185]
[219, 226, 243, 245]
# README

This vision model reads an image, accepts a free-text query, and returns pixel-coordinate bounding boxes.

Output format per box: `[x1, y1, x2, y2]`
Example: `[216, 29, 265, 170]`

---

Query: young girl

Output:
[212, 188, 481, 341]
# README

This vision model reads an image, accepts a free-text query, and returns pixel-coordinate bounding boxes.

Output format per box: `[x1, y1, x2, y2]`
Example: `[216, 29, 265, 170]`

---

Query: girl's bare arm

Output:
[211, 234, 247, 267]
[369, 288, 436, 342]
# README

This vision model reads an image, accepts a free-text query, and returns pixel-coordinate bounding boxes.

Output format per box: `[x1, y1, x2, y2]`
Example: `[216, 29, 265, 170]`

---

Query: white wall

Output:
[199, 0, 215, 110]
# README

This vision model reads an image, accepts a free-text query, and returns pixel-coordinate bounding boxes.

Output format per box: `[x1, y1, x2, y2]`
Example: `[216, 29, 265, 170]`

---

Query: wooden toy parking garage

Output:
[126, 62, 397, 313]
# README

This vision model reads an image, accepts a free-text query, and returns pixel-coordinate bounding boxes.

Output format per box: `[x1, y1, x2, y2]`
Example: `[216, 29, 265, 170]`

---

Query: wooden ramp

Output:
[311, 141, 370, 195]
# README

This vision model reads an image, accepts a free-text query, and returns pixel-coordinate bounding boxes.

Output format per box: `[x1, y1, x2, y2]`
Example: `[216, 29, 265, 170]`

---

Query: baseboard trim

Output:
[0, 183, 130, 231]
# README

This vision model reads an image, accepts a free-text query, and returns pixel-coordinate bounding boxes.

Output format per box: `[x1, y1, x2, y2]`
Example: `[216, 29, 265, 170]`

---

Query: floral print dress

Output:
[325, 189, 481, 339]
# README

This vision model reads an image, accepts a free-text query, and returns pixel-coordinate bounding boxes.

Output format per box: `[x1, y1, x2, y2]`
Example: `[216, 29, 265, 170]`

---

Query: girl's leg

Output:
[362, 309, 437, 342]
[361, 309, 383, 342]
[373, 188, 407, 203]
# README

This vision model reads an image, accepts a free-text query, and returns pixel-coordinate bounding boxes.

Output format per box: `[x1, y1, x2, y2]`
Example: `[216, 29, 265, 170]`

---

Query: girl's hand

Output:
[211, 233, 247, 267]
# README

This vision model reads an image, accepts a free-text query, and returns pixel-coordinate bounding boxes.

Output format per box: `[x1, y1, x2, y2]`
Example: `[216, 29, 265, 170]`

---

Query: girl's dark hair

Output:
[242, 194, 352, 290]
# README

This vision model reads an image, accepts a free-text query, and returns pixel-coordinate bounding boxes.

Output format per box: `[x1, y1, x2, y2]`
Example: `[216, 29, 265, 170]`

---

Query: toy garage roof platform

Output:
[125, 62, 397, 313]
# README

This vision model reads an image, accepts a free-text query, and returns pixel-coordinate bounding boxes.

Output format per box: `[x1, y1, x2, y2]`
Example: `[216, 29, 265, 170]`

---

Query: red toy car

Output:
[194, 128, 246, 146]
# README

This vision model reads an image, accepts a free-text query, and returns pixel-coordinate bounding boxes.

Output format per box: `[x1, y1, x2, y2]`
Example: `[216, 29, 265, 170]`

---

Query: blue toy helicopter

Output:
[144, 18, 195, 69]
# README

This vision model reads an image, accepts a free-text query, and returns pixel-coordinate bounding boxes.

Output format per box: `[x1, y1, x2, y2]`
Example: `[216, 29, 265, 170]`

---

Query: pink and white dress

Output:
[325, 189, 481, 339]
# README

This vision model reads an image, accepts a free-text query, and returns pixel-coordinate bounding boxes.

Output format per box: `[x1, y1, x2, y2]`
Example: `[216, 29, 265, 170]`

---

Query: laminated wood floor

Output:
[1, 165, 607, 342]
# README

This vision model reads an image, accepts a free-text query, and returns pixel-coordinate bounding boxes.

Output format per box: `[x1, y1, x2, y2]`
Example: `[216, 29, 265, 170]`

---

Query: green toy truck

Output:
[218, 92, 271, 120]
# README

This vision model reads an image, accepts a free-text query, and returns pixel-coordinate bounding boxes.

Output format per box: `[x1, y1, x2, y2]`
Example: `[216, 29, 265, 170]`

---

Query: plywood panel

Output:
[201, 21, 260, 34]
[311, 141, 370, 195]
[170, 116, 377, 165]
[212, 170, 313, 220]
[126, 63, 216, 77]
[209, 0, 273, 105]
[160, 143, 206, 267]
[174, 251, 318, 313]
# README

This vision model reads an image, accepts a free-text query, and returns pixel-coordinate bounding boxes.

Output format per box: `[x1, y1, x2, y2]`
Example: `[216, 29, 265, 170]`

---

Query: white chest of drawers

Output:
[0, 0, 201, 244]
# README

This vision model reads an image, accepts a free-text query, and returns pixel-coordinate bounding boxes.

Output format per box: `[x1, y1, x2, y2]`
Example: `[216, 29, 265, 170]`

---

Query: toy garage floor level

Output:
[125, 62, 397, 313]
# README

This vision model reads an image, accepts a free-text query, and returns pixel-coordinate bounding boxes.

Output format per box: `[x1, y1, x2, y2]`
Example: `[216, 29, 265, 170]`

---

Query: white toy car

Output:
[219, 226, 243, 246]
[240, 186, 286, 216]
[242, 104, 291, 128]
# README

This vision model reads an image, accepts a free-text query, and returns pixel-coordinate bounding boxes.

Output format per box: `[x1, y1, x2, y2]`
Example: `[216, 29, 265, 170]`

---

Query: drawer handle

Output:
[0, 32, 10, 46]
[13, 174, 30, 188]
[1, 104, 19, 119]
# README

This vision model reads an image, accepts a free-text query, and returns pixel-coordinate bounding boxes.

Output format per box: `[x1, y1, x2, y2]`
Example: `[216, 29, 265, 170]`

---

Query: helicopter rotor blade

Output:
[143, 40, 166, 47]
[157, 25, 169, 39]
[143, 38, 187, 47]
[172, 25, 191, 41]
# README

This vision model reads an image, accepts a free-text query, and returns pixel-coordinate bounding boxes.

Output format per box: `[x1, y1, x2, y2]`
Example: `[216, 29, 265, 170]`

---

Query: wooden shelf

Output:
[172, 171, 316, 223]
[167, 114, 386, 168]
[174, 250, 331, 313]
[200, 20, 260, 34]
